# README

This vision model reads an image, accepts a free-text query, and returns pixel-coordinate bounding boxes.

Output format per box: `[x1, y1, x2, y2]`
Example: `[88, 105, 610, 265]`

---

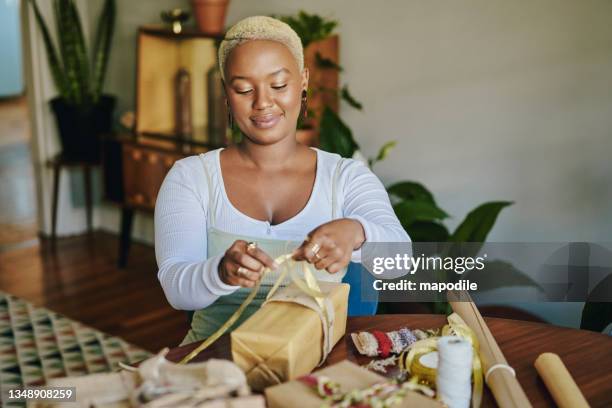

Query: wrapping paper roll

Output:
[448, 291, 532, 408]
[534, 353, 590, 408]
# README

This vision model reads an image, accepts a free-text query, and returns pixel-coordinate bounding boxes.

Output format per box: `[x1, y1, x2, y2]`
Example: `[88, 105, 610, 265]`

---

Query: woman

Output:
[154, 16, 410, 345]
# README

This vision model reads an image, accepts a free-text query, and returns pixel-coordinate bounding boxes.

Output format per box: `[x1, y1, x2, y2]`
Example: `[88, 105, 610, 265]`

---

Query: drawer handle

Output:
[131, 150, 142, 160]
[148, 153, 158, 164]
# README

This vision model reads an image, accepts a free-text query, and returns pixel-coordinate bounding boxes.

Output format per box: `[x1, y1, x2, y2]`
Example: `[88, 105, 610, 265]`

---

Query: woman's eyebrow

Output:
[268, 68, 290, 77]
[229, 68, 291, 84]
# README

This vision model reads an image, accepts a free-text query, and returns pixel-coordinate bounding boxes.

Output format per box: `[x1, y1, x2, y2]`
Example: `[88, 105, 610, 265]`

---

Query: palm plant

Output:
[28, 0, 116, 107]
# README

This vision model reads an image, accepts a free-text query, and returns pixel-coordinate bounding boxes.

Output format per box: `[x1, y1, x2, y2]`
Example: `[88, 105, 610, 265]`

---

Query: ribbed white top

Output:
[154, 147, 410, 310]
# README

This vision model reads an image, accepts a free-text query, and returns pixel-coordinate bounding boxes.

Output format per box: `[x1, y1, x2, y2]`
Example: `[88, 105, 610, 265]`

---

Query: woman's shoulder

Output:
[314, 148, 370, 176]
[160, 149, 222, 196]
[172, 148, 221, 175]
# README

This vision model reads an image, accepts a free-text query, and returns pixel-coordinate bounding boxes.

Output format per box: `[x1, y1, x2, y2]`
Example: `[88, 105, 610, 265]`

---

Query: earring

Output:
[300, 89, 308, 120]
[226, 101, 233, 129]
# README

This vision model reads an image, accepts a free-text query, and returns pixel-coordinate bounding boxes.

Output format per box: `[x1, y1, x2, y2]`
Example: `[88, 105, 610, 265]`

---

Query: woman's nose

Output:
[253, 89, 273, 110]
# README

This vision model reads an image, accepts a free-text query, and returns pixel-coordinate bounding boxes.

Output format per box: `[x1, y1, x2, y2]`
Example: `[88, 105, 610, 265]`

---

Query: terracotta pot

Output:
[191, 0, 229, 34]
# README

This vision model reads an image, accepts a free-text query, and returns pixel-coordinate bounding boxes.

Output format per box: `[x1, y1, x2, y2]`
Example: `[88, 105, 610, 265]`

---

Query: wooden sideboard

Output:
[102, 133, 217, 267]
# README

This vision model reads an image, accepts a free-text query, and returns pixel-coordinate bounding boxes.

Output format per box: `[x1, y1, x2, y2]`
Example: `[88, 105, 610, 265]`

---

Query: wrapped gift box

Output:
[231, 282, 349, 391]
[265, 360, 443, 408]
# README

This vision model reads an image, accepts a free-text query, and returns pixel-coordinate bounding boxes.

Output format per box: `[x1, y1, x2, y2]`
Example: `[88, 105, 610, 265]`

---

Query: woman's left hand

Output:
[292, 219, 366, 273]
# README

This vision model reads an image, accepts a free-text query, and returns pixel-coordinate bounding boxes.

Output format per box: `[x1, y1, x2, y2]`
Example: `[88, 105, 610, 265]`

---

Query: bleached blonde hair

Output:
[218, 16, 304, 81]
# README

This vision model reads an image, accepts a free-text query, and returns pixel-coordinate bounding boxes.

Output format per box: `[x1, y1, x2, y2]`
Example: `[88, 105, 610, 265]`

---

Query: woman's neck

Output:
[236, 137, 303, 170]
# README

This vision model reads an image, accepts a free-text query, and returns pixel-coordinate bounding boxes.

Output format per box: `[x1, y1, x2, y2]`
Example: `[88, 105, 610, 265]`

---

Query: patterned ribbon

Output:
[398, 313, 483, 408]
[299, 374, 435, 407]
[179, 253, 328, 365]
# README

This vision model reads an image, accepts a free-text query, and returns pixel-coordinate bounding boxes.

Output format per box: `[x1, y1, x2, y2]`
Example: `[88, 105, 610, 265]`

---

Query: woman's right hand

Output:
[218, 240, 279, 288]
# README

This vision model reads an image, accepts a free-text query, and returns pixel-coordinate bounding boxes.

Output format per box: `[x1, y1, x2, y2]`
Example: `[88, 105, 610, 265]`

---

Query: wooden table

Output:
[165, 315, 612, 407]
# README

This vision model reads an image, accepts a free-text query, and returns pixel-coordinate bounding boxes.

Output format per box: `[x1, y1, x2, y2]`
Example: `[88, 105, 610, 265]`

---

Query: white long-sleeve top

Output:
[154, 147, 410, 311]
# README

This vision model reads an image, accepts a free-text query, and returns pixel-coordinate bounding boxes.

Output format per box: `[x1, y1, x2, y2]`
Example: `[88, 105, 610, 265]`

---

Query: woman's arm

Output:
[342, 159, 411, 262]
[154, 159, 239, 310]
[293, 158, 410, 271]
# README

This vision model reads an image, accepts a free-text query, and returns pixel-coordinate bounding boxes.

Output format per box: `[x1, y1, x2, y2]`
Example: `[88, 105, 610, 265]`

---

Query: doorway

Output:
[0, 0, 38, 251]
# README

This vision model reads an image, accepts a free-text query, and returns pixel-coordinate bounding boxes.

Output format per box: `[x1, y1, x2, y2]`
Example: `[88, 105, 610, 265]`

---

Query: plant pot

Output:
[50, 95, 116, 163]
[191, 0, 229, 34]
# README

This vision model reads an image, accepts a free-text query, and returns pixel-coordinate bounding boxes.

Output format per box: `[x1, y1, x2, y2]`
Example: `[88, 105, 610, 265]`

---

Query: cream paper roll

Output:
[534, 353, 590, 408]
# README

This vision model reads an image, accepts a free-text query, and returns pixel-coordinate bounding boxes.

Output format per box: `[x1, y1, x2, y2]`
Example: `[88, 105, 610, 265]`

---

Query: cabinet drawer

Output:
[122, 145, 181, 209]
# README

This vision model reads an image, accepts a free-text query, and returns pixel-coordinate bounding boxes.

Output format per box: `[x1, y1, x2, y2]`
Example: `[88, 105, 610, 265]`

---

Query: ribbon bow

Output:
[179, 253, 328, 365]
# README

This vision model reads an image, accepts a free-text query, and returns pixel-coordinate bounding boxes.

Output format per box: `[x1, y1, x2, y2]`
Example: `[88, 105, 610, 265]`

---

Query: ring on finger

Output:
[247, 241, 257, 251]
[310, 242, 321, 256]
[314, 251, 322, 261]
[237, 266, 248, 277]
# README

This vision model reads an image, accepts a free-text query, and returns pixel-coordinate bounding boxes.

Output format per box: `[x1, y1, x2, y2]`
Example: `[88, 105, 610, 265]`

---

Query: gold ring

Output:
[314, 252, 322, 261]
[237, 267, 248, 277]
[310, 243, 321, 255]
[247, 241, 257, 251]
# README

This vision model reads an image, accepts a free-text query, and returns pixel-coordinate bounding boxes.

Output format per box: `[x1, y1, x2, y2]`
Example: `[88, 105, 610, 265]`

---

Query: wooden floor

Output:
[0, 231, 189, 352]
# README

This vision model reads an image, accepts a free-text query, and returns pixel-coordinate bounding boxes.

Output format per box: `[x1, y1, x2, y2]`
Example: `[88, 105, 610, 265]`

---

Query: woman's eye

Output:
[272, 84, 287, 90]
[235, 89, 253, 95]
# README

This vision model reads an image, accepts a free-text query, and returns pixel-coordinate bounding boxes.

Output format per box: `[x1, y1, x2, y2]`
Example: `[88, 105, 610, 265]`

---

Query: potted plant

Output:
[28, 0, 116, 163]
[191, 0, 229, 35]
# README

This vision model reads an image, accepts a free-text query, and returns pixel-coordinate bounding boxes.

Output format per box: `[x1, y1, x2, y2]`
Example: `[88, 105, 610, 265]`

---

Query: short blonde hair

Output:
[218, 16, 304, 81]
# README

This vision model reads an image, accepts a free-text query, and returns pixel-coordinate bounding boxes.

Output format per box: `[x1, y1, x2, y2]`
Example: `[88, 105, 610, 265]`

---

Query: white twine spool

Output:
[436, 336, 473, 408]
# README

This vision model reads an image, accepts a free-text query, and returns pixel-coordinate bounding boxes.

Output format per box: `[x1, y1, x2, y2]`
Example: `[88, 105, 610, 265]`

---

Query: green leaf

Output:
[387, 181, 436, 205]
[315, 52, 343, 71]
[581, 274, 612, 332]
[404, 221, 450, 242]
[55, 0, 82, 104]
[340, 85, 363, 110]
[450, 201, 513, 242]
[276, 10, 337, 48]
[318, 106, 359, 158]
[28, 0, 69, 99]
[91, 0, 116, 103]
[369, 141, 396, 167]
[581, 302, 612, 332]
[464, 260, 543, 292]
[393, 200, 449, 229]
[67, 0, 91, 104]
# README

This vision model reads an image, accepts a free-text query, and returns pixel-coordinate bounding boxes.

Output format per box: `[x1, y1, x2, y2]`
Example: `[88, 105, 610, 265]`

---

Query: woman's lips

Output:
[250, 114, 281, 129]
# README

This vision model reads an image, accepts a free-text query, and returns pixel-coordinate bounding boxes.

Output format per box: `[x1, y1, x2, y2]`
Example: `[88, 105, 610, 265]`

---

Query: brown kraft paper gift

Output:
[265, 360, 443, 408]
[231, 281, 349, 391]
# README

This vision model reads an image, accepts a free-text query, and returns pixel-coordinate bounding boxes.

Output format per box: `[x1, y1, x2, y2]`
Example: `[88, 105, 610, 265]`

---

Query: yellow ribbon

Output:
[179, 253, 326, 365]
[398, 313, 483, 408]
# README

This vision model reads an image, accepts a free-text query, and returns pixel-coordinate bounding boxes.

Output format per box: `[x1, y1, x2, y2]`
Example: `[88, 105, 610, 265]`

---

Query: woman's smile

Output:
[250, 113, 282, 129]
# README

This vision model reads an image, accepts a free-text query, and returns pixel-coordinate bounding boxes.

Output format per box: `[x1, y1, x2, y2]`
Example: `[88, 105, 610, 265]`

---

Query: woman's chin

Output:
[244, 125, 293, 145]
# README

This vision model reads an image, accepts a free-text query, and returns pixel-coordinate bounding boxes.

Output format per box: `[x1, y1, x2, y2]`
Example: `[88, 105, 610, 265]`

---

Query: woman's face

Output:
[224, 40, 308, 145]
